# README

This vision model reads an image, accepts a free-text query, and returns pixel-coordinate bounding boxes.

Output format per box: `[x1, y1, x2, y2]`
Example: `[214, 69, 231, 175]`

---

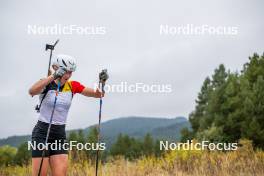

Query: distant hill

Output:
[87, 116, 190, 146]
[0, 116, 190, 148]
[0, 135, 31, 148]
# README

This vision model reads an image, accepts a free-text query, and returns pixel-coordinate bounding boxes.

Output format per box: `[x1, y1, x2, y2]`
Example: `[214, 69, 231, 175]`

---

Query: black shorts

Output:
[31, 120, 68, 158]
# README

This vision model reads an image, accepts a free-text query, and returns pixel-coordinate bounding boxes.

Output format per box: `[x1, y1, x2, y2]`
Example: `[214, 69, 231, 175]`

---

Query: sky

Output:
[0, 0, 263, 138]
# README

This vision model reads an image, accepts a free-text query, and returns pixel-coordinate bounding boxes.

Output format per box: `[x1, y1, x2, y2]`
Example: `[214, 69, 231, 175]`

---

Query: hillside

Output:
[0, 116, 190, 148]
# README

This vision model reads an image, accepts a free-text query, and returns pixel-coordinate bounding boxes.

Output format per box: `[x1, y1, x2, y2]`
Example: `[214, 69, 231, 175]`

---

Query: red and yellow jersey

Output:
[38, 80, 85, 125]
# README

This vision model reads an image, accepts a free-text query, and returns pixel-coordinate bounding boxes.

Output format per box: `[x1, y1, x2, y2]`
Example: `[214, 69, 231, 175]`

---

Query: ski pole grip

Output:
[45, 39, 59, 51]
[99, 69, 109, 83]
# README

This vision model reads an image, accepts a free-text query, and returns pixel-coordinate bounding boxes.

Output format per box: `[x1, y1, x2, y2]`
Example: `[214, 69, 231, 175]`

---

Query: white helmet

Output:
[52, 54, 77, 72]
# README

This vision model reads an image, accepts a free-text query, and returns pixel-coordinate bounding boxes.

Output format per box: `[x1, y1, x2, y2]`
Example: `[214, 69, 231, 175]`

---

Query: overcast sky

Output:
[0, 0, 263, 138]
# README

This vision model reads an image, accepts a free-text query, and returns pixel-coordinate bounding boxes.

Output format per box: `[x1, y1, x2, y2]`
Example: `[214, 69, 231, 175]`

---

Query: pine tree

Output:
[142, 133, 154, 156]
[184, 53, 264, 148]
[189, 77, 212, 133]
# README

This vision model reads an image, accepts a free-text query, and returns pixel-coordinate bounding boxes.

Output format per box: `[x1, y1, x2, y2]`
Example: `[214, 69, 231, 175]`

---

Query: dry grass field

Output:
[1, 140, 263, 176]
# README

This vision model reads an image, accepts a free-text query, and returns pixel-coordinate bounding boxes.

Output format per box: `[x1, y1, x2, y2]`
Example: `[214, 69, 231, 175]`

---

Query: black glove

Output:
[99, 69, 109, 82]
[53, 67, 66, 80]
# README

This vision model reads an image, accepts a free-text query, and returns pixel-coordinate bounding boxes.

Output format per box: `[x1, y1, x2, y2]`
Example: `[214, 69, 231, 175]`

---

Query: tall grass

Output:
[1, 140, 264, 176]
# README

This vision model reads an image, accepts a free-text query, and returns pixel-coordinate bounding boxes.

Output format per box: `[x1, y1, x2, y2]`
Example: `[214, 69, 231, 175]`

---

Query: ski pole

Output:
[37, 39, 59, 176]
[35, 39, 59, 113]
[95, 69, 109, 176]
[37, 81, 60, 176]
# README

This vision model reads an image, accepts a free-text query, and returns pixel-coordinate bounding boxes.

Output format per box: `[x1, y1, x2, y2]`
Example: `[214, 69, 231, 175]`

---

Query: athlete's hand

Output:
[95, 88, 104, 98]
[53, 67, 66, 80]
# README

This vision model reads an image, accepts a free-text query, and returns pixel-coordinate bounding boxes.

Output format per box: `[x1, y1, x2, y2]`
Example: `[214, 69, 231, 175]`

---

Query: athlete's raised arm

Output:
[28, 68, 66, 96]
[28, 75, 54, 96]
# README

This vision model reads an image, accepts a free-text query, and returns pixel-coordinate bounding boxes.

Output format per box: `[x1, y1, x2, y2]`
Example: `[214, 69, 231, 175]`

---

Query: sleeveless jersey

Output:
[38, 80, 85, 125]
